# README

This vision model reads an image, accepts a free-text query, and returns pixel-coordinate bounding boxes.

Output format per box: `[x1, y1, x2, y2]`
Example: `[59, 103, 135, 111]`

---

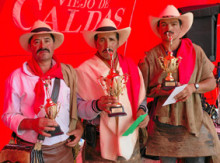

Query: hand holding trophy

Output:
[158, 32, 182, 90]
[99, 48, 128, 117]
[42, 78, 63, 136]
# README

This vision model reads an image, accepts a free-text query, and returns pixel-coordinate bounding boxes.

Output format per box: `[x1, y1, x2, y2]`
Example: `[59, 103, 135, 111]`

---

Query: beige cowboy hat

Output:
[150, 5, 193, 38]
[19, 20, 64, 52]
[82, 18, 131, 48]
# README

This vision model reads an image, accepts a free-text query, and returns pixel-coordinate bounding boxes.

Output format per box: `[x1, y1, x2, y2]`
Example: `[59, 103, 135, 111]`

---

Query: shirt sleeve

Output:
[2, 75, 27, 135]
[138, 97, 148, 113]
[77, 94, 101, 120]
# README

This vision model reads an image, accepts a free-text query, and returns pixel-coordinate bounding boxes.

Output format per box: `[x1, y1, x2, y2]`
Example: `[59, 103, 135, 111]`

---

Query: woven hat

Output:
[82, 18, 131, 48]
[150, 5, 193, 38]
[19, 20, 64, 52]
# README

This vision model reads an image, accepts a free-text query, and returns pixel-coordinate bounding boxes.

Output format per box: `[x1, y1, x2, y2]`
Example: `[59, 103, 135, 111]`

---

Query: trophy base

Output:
[108, 105, 127, 117]
[48, 125, 64, 137]
[162, 80, 177, 90]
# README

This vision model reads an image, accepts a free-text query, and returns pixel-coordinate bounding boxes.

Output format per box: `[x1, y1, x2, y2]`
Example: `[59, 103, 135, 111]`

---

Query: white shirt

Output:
[2, 62, 70, 145]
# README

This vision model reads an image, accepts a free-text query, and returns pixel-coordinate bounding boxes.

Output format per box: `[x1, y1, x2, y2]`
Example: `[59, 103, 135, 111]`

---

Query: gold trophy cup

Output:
[42, 79, 63, 136]
[99, 49, 128, 117]
[158, 51, 181, 90]
[158, 32, 182, 90]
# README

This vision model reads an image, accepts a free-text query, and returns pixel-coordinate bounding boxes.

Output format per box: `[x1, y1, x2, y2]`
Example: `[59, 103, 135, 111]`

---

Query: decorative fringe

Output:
[34, 142, 42, 151]
[31, 141, 44, 163]
[31, 148, 44, 163]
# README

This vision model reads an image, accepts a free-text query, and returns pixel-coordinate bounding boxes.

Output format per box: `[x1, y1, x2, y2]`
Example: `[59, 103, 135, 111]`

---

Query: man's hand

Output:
[19, 118, 58, 137]
[174, 84, 195, 102]
[97, 96, 118, 114]
[66, 120, 84, 147]
[136, 109, 149, 128]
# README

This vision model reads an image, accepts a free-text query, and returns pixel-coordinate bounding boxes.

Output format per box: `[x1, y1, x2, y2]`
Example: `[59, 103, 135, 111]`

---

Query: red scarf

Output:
[177, 38, 196, 84]
[118, 54, 140, 119]
[27, 56, 63, 114]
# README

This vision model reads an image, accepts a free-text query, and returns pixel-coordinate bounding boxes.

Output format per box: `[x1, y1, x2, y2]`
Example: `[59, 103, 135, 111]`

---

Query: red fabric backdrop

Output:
[0, 0, 220, 150]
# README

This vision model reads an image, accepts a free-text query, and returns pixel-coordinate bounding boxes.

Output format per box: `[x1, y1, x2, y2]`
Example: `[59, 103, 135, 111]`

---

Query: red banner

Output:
[0, 0, 136, 56]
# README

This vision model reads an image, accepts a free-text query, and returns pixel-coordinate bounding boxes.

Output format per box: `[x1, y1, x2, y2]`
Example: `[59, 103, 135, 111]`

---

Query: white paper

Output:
[162, 84, 187, 106]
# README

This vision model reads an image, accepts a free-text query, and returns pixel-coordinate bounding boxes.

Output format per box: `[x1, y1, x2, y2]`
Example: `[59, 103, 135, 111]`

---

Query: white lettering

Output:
[79, 0, 87, 8]
[114, 8, 125, 27]
[72, 0, 80, 8]
[104, 9, 111, 19]
[98, 0, 109, 9]
[12, 0, 126, 34]
[12, 0, 30, 30]
[43, 7, 58, 31]
[37, 0, 43, 10]
[59, 0, 67, 6]
[87, 0, 95, 9]
[64, 9, 81, 32]
[67, 0, 73, 7]
[84, 10, 101, 31]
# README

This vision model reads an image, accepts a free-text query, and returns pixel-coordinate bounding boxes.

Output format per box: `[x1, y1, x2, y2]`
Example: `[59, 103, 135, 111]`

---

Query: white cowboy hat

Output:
[82, 18, 131, 48]
[150, 5, 193, 38]
[19, 20, 64, 52]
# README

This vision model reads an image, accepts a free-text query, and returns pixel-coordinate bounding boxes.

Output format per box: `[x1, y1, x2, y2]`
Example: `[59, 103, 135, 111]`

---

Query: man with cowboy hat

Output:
[2, 20, 83, 162]
[76, 18, 149, 162]
[139, 5, 220, 163]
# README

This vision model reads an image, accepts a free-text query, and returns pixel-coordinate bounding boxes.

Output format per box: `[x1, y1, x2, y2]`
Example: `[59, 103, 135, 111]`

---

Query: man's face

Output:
[29, 33, 55, 62]
[95, 32, 119, 60]
[157, 18, 182, 42]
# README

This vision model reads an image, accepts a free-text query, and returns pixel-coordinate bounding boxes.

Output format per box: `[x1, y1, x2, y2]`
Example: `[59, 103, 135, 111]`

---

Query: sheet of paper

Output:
[162, 84, 187, 106]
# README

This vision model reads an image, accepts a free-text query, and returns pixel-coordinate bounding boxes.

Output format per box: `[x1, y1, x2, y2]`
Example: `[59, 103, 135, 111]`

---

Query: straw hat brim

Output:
[82, 27, 131, 48]
[150, 12, 193, 38]
[19, 31, 64, 52]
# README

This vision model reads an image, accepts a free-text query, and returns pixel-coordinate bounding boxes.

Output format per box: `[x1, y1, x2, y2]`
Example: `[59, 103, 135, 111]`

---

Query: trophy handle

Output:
[116, 74, 129, 96]
[158, 57, 165, 70]
[39, 105, 48, 118]
[98, 76, 108, 95]
[174, 56, 182, 69]
[56, 102, 61, 117]
[177, 56, 182, 65]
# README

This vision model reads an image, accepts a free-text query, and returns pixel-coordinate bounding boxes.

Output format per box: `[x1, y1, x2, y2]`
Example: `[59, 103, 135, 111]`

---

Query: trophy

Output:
[99, 48, 128, 117]
[158, 32, 182, 90]
[42, 79, 63, 136]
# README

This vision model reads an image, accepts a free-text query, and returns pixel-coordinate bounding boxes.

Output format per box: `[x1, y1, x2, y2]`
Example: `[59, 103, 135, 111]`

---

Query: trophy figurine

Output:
[99, 48, 128, 117]
[42, 79, 63, 136]
[158, 32, 182, 90]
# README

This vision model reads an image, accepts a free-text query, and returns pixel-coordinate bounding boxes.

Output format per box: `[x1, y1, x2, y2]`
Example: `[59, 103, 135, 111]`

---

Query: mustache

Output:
[164, 31, 174, 35]
[37, 48, 50, 54]
[102, 48, 113, 53]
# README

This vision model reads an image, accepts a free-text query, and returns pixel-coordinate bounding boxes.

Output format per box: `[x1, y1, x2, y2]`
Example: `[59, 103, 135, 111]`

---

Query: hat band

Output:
[96, 26, 117, 31]
[31, 27, 52, 33]
[162, 15, 175, 18]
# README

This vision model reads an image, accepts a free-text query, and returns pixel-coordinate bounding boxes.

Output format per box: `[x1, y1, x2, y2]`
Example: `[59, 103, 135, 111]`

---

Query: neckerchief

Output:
[27, 55, 63, 114]
[177, 38, 196, 84]
[118, 54, 140, 119]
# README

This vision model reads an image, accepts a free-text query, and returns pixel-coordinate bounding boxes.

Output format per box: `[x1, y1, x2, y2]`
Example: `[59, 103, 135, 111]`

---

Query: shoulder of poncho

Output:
[143, 44, 162, 63]
[145, 44, 161, 56]
[61, 63, 76, 75]
[192, 42, 202, 50]
[61, 63, 77, 86]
